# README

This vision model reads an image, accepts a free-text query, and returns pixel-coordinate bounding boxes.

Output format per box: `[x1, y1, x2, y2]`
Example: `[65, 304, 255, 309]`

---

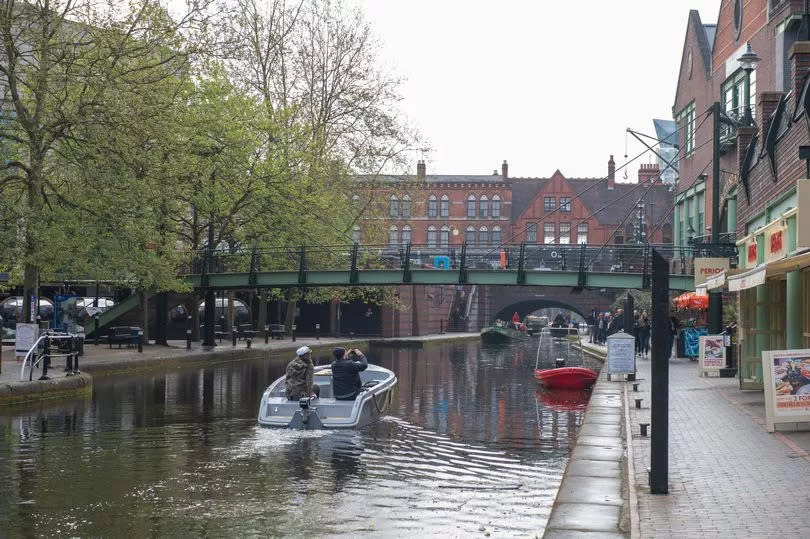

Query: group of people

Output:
[284, 345, 369, 401]
[588, 307, 680, 359]
[588, 309, 626, 345]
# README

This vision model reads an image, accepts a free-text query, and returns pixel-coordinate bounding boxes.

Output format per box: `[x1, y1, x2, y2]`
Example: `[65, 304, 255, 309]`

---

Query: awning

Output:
[695, 285, 708, 296]
[705, 268, 743, 291]
[728, 265, 767, 291]
[762, 249, 810, 277]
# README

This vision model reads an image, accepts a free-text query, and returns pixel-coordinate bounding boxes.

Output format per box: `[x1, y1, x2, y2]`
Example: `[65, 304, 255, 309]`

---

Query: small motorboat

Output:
[534, 366, 597, 390]
[480, 325, 529, 344]
[258, 363, 397, 429]
[533, 326, 598, 390]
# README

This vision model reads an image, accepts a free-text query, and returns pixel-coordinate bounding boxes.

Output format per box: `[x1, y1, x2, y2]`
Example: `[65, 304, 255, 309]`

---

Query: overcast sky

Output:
[355, 0, 722, 179]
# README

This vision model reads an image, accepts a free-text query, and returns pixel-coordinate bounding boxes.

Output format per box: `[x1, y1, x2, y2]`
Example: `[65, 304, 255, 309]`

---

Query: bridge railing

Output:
[184, 243, 716, 278]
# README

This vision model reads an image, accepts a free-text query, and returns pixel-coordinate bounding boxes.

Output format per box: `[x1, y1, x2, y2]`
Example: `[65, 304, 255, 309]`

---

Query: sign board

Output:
[698, 335, 726, 376]
[607, 331, 636, 375]
[766, 225, 786, 262]
[746, 238, 758, 266]
[694, 258, 730, 286]
[15, 323, 38, 357]
[728, 265, 766, 291]
[762, 349, 810, 432]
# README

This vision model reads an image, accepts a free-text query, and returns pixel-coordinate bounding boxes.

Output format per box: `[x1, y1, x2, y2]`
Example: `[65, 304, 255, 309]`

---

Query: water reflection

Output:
[0, 339, 589, 536]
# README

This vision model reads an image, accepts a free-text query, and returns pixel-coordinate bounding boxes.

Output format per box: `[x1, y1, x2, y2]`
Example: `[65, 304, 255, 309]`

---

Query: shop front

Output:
[731, 180, 810, 390]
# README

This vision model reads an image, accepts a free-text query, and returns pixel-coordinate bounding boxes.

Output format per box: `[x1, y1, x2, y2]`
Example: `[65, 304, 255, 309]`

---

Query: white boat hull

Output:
[258, 363, 397, 429]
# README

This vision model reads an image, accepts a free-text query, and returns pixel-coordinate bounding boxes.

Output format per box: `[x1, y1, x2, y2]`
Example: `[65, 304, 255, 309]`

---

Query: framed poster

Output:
[607, 331, 635, 376]
[762, 349, 810, 432]
[15, 323, 38, 357]
[698, 335, 726, 376]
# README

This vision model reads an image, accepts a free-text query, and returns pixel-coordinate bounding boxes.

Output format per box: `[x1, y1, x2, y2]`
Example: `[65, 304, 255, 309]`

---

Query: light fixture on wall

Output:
[737, 42, 760, 126]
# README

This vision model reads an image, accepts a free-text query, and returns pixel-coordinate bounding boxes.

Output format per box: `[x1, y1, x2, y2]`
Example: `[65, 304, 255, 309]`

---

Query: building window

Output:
[401, 225, 411, 245]
[389, 196, 399, 217]
[427, 226, 437, 247]
[544, 197, 555, 212]
[467, 194, 477, 218]
[440, 195, 449, 218]
[465, 226, 475, 244]
[440, 226, 450, 248]
[351, 226, 361, 243]
[428, 195, 437, 218]
[559, 222, 571, 244]
[577, 223, 588, 244]
[544, 222, 555, 244]
[733, 0, 743, 40]
[389, 226, 398, 246]
[560, 197, 571, 212]
[401, 196, 411, 218]
[492, 195, 501, 218]
[722, 69, 756, 123]
[526, 223, 537, 244]
[479, 195, 489, 218]
[676, 101, 696, 156]
[479, 226, 489, 247]
[492, 226, 501, 246]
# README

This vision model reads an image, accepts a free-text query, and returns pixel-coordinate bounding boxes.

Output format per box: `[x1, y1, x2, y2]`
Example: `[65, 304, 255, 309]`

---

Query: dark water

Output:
[0, 339, 592, 537]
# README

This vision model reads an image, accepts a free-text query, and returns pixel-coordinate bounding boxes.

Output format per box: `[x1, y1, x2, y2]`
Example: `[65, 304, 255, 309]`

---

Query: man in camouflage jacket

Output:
[286, 346, 319, 400]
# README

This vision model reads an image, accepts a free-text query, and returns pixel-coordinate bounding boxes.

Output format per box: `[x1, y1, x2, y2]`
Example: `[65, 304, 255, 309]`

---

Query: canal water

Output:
[0, 338, 596, 537]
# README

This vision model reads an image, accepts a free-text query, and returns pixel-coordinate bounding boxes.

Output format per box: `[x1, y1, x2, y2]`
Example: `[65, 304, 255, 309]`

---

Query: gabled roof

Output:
[673, 10, 715, 112]
[355, 174, 508, 184]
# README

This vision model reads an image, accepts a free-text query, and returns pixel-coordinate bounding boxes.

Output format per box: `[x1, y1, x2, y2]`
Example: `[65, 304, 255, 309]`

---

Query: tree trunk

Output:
[22, 167, 43, 324]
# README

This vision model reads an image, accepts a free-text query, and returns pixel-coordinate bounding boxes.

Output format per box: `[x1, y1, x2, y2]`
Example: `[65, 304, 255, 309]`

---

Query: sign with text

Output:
[607, 331, 636, 375]
[15, 323, 38, 357]
[694, 258, 730, 286]
[746, 238, 758, 265]
[698, 335, 725, 376]
[763, 349, 810, 432]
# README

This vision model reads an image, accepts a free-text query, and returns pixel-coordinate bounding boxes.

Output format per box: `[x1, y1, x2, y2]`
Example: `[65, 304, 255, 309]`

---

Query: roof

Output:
[356, 174, 508, 184]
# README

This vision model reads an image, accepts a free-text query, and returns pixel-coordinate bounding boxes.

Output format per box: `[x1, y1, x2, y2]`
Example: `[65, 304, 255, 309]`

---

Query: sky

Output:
[355, 0, 723, 179]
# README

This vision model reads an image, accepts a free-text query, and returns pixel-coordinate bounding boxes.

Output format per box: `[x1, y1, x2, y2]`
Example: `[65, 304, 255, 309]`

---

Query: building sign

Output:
[699, 335, 725, 376]
[765, 225, 787, 263]
[694, 257, 730, 286]
[607, 331, 635, 376]
[763, 349, 810, 432]
[15, 323, 38, 357]
[747, 240, 758, 265]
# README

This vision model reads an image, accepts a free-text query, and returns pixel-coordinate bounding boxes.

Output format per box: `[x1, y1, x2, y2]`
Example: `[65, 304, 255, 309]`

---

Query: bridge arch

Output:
[492, 299, 587, 324]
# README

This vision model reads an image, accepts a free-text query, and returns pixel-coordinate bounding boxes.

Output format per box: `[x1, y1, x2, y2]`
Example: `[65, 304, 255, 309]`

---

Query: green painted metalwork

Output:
[85, 293, 142, 336]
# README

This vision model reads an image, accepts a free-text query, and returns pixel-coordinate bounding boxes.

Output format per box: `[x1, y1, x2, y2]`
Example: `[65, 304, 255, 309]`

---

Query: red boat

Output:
[534, 367, 598, 390]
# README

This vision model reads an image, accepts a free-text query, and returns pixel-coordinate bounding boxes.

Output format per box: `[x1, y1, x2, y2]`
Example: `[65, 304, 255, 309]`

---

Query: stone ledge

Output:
[0, 373, 92, 406]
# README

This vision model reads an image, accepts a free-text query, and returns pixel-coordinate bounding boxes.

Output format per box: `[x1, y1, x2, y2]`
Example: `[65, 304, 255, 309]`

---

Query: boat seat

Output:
[315, 380, 333, 399]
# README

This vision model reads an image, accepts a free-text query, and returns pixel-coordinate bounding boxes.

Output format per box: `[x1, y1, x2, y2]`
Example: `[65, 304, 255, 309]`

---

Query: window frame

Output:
[491, 225, 501, 246]
[401, 195, 411, 218]
[401, 225, 412, 245]
[427, 195, 438, 218]
[440, 225, 450, 248]
[479, 195, 489, 218]
[427, 225, 437, 248]
[478, 226, 489, 247]
[389, 195, 399, 218]
[577, 223, 588, 244]
[440, 195, 450, 218]
[466, 194, 477, 218]
[559, 222, 571, 244]
[491, 195, 501, 218]
[560, 197, 571, 212]
[544, 197, 555, 212]
[526, 222, 537, 244]
[544, 222, 555, 244]
[676, 101, 696, 157]
[389, 226, 399, 247]
[465, 225, 475, 244]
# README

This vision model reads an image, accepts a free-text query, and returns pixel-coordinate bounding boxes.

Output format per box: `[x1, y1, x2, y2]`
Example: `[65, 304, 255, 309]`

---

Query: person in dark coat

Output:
[286, 346, 319, 400]
[331, 347, 369, 400]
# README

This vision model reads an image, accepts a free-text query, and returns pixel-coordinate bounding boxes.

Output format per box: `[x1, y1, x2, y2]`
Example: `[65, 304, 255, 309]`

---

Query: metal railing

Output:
[20, 331, 83, 381]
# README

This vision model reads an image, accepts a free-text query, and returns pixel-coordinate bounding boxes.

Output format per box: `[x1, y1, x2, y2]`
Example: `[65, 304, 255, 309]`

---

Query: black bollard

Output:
[219, 315, 226, 343]
[65, 345, 73, 374]
[232, 326, 237, 347]
[73, 349, 80, 374]
[39, 336, 51, 380]
[186, 315, 192, 350]
[315, 323, 320, 340]
[440, 319, 444, 334]
[264, 325, 269, 344]
[292, 324, 296, 342]
[246, 338, 252, 349]
[138, 330, 143, 353]
[94, 317, 99, 345]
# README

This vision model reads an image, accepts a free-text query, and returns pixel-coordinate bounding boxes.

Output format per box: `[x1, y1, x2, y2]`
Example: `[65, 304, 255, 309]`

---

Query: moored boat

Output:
[534, 367, 598, 390]
[258, 363, 397, 429]
[533, 326, 598, 390]
[480, 325, 529, 343]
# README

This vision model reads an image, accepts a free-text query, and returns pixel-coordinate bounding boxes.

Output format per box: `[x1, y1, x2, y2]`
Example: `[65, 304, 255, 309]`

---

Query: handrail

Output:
[20, 333, 79, 381]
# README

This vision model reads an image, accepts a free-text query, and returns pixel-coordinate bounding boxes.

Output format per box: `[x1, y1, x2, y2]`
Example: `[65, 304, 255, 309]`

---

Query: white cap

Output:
[296, 346, 311, 357]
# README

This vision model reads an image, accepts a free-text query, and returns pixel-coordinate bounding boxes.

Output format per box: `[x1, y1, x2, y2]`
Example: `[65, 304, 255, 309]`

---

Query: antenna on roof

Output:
[623, 130, 629, 180]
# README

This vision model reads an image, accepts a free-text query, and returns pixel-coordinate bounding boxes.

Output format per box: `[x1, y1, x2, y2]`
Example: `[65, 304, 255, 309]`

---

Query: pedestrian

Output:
[669, 316, 680, 359]
[331, 347, 369, 400]
[285, 346, 320, 400]
[633, 310, 641, 355]
[639, 310, 651, 358]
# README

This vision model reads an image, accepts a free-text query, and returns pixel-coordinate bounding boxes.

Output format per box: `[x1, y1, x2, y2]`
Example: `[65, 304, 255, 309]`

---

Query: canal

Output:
[0, 338, 596, 537]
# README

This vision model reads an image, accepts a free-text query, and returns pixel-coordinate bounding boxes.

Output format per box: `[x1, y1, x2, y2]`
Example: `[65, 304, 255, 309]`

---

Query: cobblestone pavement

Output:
[629, 356, 810, 538]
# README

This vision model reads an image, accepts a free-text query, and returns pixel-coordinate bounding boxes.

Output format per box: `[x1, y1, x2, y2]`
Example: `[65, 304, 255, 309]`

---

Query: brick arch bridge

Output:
[478, 285, 620, 327]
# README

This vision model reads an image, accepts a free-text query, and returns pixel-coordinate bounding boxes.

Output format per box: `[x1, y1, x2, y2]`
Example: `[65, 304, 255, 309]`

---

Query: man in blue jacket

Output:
[331, 347, 368, 400]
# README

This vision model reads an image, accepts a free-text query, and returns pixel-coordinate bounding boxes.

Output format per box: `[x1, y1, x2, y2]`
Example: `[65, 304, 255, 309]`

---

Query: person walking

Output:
[639, 311, 651, 358]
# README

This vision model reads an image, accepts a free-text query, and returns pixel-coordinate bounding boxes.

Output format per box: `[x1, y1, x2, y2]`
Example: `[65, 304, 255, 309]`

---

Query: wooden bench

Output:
[237, 324, 258, 340]
[107, 326, 140, 349]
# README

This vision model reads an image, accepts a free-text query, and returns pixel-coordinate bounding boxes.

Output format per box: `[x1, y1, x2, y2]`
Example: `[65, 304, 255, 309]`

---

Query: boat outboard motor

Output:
[289, 396, 324, 429]
[555, 358, 566, 368]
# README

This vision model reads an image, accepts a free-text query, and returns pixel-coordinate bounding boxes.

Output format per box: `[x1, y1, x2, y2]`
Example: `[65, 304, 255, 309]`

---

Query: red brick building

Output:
[360, 158, 674, 248]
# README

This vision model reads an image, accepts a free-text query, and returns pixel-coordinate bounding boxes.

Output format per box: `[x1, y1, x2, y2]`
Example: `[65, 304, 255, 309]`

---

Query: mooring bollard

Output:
[264, 325, 269, 344]
[633, 383, 640, 392]
[186, 315, 192, 350]
[640, 423, 649, 436]
[232, 326, 237, 347]
[39, 336, 51, 380]
[292, 324, 296, 342]
[315, 323, 320, 340]
[138, 330, 144, 353]
[635, 398, 643, 409]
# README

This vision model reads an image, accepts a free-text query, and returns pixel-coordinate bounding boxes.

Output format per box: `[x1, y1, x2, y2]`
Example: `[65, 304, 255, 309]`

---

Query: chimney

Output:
[792, 42, 810, 110]
[417, 159, 426, 180]
[638, 163, 660, 184]
[501, 160, 509, 179]
[607, 155, 615, 190]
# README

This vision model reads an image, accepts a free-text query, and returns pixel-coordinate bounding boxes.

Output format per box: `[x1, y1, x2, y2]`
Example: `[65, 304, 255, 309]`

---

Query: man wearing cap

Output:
[331, 347, 368, 400]
[286, 346, 319, 400]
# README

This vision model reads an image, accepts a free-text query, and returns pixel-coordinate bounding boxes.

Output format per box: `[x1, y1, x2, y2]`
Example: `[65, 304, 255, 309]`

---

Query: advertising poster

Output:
[698, 335, 725, 376]
[607, 332, 635, 376]
[762, 349, 810, 432]
[15, 323, 38, 357]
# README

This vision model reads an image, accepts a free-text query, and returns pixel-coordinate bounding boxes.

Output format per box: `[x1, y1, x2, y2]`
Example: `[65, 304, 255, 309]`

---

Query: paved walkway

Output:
[628, 355, 810, 538]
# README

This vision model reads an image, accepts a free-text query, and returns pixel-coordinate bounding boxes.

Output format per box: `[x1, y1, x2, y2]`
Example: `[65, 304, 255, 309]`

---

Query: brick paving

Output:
[629, 356, 810, 538]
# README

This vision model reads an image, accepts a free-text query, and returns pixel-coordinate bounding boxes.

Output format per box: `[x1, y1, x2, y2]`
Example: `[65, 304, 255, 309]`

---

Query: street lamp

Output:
[737, 42, 760, 126]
